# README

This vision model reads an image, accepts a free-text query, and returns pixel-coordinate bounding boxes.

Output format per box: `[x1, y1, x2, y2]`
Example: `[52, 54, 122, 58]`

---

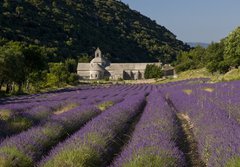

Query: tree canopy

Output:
[176, 26, 240, 74]
[0, 42, 78, 94]
[0, 0, 189, 63]
[224, 27, 240, 68]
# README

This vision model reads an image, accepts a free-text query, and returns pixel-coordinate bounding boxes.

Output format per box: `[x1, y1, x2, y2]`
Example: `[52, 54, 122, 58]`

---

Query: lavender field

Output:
[0, 79, 240, 167]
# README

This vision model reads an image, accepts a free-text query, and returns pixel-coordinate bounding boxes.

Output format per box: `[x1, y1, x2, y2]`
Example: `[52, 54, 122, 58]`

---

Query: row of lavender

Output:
[39, 92, 147, 167]
[111, 91, 185, 167]
[0, 85, 119, 139]
[0, 84, 147, 139]
[39, 79, 206, 167]
[194, 81, 240, 123]
[161, 82, 240, 167]
[0, 78, 223, 167]
[0, 84, 155, 166]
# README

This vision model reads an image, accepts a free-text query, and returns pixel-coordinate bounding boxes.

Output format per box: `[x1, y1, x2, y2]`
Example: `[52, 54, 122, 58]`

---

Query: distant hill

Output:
[187, 42, 210, 48]
[0, 0, 189, 63]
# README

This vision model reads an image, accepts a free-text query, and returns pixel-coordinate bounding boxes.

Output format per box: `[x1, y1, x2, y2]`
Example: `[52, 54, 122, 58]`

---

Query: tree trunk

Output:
[11, 82, 15, 93]
[26, 80, 30, 92]
[0, 80, 4, 91]
[18, 83, 22, 93]
[6, 83, 10, 94]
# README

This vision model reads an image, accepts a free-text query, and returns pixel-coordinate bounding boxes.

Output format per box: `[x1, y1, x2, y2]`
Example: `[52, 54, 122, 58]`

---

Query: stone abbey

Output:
[77, 48, 175, 80]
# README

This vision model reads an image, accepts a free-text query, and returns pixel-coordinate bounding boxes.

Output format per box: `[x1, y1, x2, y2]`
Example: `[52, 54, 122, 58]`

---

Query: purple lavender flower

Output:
[162, 83, 240, 167]
[111, 91, 185, 167]
[39, 93, 146, 167]
[0, 105, 101, 166]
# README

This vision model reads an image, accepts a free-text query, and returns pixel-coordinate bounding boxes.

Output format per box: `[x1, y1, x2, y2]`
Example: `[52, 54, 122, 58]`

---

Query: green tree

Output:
[3, 0, 10, 8]
[175, 46, 206, 72]
[175, 51, 193, 72]
[224, 27, 240, 68]
[0, 42, 25, 92]
[0, 42, 54, 93]
[15, 6, 24, 17]
[47, 63, 69, 87]
[22, 45, 48, 91]
[144, 64, 163, 79]
[205, 41, 226, 73]
[78, 54, 91, 63]
[67, 73, 79, 85]
[0, 53, 5, 90]
[160, 45, 176, 63]
[65, 58, 77, 73]
[23, 45, 48, 73]
[28, 71, 47, 90]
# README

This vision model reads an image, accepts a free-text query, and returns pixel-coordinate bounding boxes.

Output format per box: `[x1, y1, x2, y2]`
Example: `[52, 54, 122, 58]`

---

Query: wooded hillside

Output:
[0, 0, 189, 63]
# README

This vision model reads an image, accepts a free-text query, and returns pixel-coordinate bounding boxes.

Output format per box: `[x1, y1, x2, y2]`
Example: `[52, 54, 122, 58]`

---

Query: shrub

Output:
[144, 64, 163, 79]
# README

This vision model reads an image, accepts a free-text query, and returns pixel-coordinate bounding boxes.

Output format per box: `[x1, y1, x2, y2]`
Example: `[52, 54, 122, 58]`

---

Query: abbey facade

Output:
[77, 48, 175, 80]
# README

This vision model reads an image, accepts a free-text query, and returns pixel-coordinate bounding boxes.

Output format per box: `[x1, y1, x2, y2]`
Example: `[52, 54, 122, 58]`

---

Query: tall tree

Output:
[0, 42, 25, 92]
[224, 27, 240, 68]
[64, 58, 77, 73]
[206, 41, 226, 73]
[0, 53, 5, 90]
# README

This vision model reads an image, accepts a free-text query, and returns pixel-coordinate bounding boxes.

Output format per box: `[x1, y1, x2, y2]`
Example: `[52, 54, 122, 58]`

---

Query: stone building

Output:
[162, 64, 176, 76]
[77, 48, 175, 80]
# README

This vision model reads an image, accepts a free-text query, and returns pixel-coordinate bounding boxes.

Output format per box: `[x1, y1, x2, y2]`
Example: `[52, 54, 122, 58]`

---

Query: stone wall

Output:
[106, 63, 160, 71]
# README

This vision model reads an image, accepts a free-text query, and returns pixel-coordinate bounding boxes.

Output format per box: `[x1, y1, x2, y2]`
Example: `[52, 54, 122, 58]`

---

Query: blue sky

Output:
[121, 0, 240, 43]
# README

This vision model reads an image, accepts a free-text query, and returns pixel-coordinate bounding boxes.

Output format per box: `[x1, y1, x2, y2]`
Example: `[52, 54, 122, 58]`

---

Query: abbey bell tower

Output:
[95, 47, 102, 58]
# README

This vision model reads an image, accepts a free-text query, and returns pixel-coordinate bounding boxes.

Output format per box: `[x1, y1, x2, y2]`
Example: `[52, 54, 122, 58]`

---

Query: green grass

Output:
[43, 145, 101, 167]
[54, 103, 79, 115]
[156, 68, 219, 84]
[222, 69, 240, 81]
[0, 146, 33, 167]
[182, 89, 193, 95]
[0, 116, 32, 137]
[0, 110, 12, 121]
[42, 132, 109, 167]
[123, 154, 178, 167]
[97, 101, 114, 111]
[156, 68, 240, 84]
[6, 117, 33, 134]
[225, 157, 240, 167]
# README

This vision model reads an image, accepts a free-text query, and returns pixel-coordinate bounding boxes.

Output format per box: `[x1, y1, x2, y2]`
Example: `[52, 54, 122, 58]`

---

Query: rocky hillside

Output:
[0, 0, 189, 63]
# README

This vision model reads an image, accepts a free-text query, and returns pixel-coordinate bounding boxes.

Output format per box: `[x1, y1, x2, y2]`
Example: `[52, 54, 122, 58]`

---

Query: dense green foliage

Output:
[176, 46, 206, 72]
[0, 42, 78, 94]
[144, 64, 163, 79]
[176, 27, 240, 74]
[224, 27, 240, 67]
[0, 0, 189, 63]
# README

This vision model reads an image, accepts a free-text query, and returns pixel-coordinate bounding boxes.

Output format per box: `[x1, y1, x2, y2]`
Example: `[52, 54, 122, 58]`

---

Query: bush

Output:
[144, 64, 163, 79]
[67, 73, 79, 85]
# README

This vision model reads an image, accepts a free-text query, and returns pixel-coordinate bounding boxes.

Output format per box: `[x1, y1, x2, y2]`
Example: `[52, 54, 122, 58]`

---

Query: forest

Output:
[0, 0, 189, 63]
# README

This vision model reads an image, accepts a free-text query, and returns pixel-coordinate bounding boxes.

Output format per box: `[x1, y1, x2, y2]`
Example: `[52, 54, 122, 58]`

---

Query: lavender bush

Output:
[0, 85, 128, 139]
[162, 85, 240, 166]
[111, 91, 185, 167]
[39, 93, 146, 167]
[0, 105, 100, 166]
